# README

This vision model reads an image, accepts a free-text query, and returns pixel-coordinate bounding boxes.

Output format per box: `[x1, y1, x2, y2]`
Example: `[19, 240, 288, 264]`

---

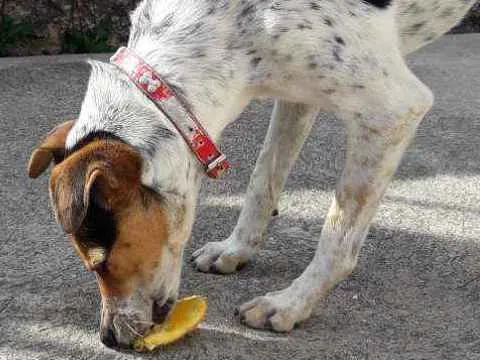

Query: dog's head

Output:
[28, 121, 190, 347]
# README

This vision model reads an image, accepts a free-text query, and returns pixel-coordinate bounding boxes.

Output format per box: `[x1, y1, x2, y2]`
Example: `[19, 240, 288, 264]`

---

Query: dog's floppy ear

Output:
[28, 120, 75, 178]
[50, 163, 108, 233]
[49, 142, 142, 234]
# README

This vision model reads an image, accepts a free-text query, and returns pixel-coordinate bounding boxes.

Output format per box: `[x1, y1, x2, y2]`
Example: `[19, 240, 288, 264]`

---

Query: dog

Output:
[28, 0, 476, 348]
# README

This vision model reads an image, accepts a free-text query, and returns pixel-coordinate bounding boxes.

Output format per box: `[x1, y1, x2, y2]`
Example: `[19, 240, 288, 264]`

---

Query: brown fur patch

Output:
[49, 138, 172, 299]
[51, 140, 168, 298]
[28, 120, 75, 178]
[97, 191, 170, 297]
[50, 140, 142, 233]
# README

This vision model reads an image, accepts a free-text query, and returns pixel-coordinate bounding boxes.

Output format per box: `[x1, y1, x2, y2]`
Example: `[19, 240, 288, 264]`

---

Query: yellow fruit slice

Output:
[133, 295, 207, 351]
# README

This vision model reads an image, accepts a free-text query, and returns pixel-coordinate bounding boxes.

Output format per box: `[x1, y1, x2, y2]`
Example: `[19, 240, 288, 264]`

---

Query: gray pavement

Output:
[1, 34, 480, 360]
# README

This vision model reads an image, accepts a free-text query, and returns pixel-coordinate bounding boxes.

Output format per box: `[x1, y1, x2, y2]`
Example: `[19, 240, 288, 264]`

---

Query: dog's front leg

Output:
[238, 61, 434, 332]
[192, 101, 319, 273]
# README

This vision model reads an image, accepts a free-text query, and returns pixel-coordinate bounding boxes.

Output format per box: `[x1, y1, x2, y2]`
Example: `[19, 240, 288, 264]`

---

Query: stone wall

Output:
[0, 0, 137, 56]
[0, 0, 479, 56]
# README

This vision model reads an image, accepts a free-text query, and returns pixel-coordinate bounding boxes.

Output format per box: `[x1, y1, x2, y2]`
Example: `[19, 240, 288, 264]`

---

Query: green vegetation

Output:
[0, 16, 35, 56]
[0, 15, 115, 56]
[62, 20, 115, 54]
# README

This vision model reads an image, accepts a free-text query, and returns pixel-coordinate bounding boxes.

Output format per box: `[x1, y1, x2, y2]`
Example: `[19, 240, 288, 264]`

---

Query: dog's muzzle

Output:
[100, 298, 175, 348]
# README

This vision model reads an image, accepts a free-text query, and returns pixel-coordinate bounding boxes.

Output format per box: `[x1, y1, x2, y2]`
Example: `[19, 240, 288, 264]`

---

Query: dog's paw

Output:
[191, 238, 254, 274]
[236, 289, 313, 332]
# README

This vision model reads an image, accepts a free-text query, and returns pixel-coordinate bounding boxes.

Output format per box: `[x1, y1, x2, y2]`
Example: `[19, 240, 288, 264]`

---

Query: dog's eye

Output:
[76, 192, 117, 251]
[86, 247, 107, 272]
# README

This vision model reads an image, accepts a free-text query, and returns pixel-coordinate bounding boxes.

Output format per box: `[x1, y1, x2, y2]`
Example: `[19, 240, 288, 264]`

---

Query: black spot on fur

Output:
[271, 3, 282, 11]
[297, 23, 313, 30]
[152, 13, 174, 35]
[334, 36, 345, 45]
[324, 18, 333, 27]
[362, 0, 392, 9]
[310, 2, 321, 10]
[251, 57, 262, 67]
[246, 49, 257, 55]
[323, 89, 336, 95]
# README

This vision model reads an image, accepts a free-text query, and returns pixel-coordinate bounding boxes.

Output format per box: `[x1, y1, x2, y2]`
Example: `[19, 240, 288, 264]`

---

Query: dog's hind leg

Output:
[192, 101, 319, 273]
[237, 53, 434, 332]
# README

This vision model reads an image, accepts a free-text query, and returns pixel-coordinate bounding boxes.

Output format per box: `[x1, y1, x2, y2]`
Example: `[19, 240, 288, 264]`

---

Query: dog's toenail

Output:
[271, 209, 279, 216]
[234, 307, 239, 316]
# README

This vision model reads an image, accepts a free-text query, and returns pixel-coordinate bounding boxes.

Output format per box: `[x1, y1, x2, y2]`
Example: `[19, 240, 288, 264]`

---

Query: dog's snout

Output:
[100, 326, 118, 348]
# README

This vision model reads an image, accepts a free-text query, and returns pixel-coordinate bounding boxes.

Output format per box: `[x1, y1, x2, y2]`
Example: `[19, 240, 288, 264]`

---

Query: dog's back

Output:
[396, 0, 475, 53]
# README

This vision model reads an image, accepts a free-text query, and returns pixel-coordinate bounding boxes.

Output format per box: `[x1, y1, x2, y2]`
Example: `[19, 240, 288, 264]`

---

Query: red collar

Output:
[110, 47, 229, 179]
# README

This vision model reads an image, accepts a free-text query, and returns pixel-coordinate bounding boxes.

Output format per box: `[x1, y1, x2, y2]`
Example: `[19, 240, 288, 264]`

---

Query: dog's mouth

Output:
[100, 299, 175, 348]
[152, 298, 175, 325]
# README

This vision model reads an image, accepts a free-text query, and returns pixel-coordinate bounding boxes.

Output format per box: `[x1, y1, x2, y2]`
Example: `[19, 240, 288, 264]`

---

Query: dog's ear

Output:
[28, 120, 75, 178]
[50, 164, 106, 233]
[49, 142, 142, 233]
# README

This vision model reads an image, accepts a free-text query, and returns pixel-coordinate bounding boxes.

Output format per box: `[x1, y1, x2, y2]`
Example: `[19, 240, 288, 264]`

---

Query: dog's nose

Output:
[153, 298, 175, 324]
[100, 326, 118, 348]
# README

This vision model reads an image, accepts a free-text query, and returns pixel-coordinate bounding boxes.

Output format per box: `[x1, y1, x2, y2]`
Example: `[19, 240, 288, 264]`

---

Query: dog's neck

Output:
[70, 0, 268, 200]
[127, 0, 263, 139]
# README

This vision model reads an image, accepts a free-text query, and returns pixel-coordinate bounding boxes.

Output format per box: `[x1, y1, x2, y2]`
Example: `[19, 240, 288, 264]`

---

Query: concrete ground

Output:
[0, 34, 479, 360]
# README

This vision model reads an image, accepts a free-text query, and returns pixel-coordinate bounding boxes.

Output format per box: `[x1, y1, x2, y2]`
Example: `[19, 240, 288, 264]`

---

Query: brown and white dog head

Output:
[28, 120, 192, 347]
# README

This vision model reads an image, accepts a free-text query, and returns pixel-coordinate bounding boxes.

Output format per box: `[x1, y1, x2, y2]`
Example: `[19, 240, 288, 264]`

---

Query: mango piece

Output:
[133, 295, 207, 351]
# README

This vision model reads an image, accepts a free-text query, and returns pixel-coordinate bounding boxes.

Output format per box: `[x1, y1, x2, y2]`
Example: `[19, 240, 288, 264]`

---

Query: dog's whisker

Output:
[119, 318, 144, 337]
[132, 319, 156, 327]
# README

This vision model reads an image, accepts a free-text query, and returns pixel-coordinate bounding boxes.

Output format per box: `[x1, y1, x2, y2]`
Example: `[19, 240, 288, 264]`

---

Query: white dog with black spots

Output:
[58, 0, 477, 345]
